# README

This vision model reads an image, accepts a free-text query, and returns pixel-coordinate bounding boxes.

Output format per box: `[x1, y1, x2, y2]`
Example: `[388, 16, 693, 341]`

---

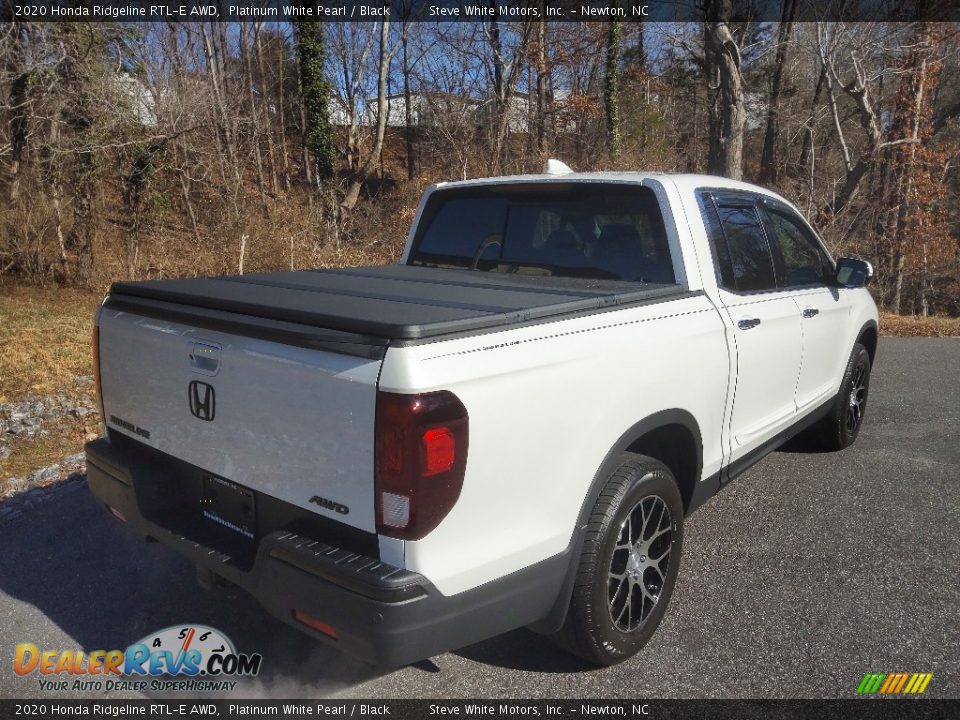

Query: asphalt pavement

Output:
[1, 337, 957, 699]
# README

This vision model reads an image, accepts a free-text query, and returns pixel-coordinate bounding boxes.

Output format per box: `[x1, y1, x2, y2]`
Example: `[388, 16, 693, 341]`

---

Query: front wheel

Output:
[813, 342, 872, 451]
[553, 455, 684, 666]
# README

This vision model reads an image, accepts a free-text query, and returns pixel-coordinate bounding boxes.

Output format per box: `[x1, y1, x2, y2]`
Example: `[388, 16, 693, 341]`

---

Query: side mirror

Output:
[835, 257, 874, 288]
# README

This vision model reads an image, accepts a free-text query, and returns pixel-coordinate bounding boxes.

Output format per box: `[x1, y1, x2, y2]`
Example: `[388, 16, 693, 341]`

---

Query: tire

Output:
[553, 454, 684, 667]
[813, 342, 872, 451]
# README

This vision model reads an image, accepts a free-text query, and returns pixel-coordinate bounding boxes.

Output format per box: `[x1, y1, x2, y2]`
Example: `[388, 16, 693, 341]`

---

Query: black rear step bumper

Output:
[84, 438, 568, 668]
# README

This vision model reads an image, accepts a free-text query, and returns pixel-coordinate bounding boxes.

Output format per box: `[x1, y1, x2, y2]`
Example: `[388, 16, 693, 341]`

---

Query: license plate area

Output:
[201, 474, 256, 541]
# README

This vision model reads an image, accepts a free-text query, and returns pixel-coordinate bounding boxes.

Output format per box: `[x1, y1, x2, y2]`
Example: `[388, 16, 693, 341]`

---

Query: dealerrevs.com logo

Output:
[14, 625, 262, 693]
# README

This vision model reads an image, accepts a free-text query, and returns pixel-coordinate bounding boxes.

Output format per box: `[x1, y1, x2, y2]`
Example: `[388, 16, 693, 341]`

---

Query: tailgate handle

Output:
[189, 341, 221, 375]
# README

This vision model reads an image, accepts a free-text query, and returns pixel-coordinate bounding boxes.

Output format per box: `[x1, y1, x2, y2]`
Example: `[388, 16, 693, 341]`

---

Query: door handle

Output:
[802, 307, 820, 318]
[737, 317, 761, 330]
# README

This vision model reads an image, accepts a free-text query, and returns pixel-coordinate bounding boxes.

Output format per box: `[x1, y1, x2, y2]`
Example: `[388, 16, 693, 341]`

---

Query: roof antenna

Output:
[543, 159, 574, 176]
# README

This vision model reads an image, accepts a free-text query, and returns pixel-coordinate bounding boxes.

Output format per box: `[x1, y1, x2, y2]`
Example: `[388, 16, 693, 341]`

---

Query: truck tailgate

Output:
[97, 304, 381, 533]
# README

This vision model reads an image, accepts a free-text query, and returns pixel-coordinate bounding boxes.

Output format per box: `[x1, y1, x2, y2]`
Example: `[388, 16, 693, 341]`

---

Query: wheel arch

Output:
[529, 409, 703, 634]
[856, 320, 879, 365]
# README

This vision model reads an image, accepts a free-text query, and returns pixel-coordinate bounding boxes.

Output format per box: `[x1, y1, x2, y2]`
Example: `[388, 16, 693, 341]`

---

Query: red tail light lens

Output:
[375, 390, 468, 540]
[421, 427, 456, 476]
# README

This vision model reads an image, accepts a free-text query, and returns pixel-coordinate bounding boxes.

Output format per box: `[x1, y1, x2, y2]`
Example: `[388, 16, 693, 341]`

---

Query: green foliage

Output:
[296, 22, 336, 182]
[150, 190, 171, 212]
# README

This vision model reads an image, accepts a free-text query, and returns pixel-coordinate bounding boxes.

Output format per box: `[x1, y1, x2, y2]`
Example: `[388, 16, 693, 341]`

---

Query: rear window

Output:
[408, 184, 675, 283]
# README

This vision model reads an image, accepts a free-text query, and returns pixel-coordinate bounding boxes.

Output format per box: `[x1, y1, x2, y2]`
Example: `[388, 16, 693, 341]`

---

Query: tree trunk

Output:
[535, 14, 548, 158]
[174, 144, 202, 246]
[488, 13, 506, 173]
[816, 23, 885, 223]
[57, 32, 98, 285]
[342, 17, 391, 212]
[889, 38, 931, 314]
[636, 23, 646, 70]
[797, 64, 826, 174]
[398, 3, 416, 181]
[296, 21, 336, 181]
[277, 31, 292, 191]
[200, 22, 241, 219]
[402, 30, 415, 180]
[604, 15, 623, 159]
[253, 23, 280, 196]
[241, 23, 269, 215]
[6, 25, 30, 202]
[42, 119, 68, 278]
[704, 1, 745, 180]
[758, 0, 795, 185]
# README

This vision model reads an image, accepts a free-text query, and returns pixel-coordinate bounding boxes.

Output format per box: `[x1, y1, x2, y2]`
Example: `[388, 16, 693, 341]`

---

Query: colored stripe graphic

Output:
[888, 673, 909, 694]
[879, 674, 897, 694]
[857, 673, 886, 694]
[857, 672, 933, 695]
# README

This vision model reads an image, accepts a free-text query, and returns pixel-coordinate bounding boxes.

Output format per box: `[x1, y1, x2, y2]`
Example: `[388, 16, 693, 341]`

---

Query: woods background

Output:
[1, 5, 959, 317]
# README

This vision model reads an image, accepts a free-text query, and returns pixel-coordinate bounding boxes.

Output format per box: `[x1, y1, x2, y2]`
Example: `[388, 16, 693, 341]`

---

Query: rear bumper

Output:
[85, 438, 567, 667]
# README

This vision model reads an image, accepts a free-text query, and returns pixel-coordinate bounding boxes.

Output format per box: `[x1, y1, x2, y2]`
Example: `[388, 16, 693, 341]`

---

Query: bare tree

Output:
[482, 18, 534, 173]
[341, 14, 401, 213]
[703, 0, 746, 180]
[814, 23, 922, 222]
[604, 15, 623, 159]
[759, 0, 797, 184]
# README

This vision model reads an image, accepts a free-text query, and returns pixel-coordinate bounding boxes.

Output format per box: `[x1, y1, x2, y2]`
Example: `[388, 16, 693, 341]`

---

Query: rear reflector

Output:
[375, 390, 468, 540]
[380, 492, 410, 529]
[293, 610, 339, 639]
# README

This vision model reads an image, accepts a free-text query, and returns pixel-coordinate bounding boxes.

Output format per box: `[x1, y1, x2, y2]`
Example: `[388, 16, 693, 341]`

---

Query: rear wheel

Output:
[553, 455, 683, 666]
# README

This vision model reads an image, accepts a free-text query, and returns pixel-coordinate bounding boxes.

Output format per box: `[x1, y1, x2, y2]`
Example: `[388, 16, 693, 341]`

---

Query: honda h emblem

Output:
[188, 381, 216, 421]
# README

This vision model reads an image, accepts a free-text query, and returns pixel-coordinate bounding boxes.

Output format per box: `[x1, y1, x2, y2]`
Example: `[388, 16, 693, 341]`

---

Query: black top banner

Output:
[1, 699, 959, 719]
[4, 0, 960, 23]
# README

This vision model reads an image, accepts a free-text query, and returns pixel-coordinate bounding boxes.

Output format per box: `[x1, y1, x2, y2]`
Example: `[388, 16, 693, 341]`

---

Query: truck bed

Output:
[109, 265, 685, 341]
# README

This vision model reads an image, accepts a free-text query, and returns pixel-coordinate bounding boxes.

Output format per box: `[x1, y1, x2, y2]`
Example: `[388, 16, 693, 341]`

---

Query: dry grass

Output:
[879, 312, 960, 338]
[0, 284, 101, 403]
[1, 284, 101, 484]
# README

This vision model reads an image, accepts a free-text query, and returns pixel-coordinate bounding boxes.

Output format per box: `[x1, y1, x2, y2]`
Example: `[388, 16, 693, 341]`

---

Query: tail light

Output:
[375, 390, 468, 540]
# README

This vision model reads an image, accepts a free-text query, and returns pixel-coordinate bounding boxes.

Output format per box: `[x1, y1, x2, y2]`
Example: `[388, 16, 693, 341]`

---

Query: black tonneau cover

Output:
[109, 265, 686, 341]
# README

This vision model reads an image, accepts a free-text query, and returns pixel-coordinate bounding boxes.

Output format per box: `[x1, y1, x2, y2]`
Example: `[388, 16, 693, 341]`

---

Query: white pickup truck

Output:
[86, 168, 878, 667]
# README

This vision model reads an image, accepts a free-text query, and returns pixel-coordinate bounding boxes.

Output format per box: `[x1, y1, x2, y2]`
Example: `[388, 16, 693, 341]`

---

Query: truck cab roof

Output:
[432, 170, 791, 205]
